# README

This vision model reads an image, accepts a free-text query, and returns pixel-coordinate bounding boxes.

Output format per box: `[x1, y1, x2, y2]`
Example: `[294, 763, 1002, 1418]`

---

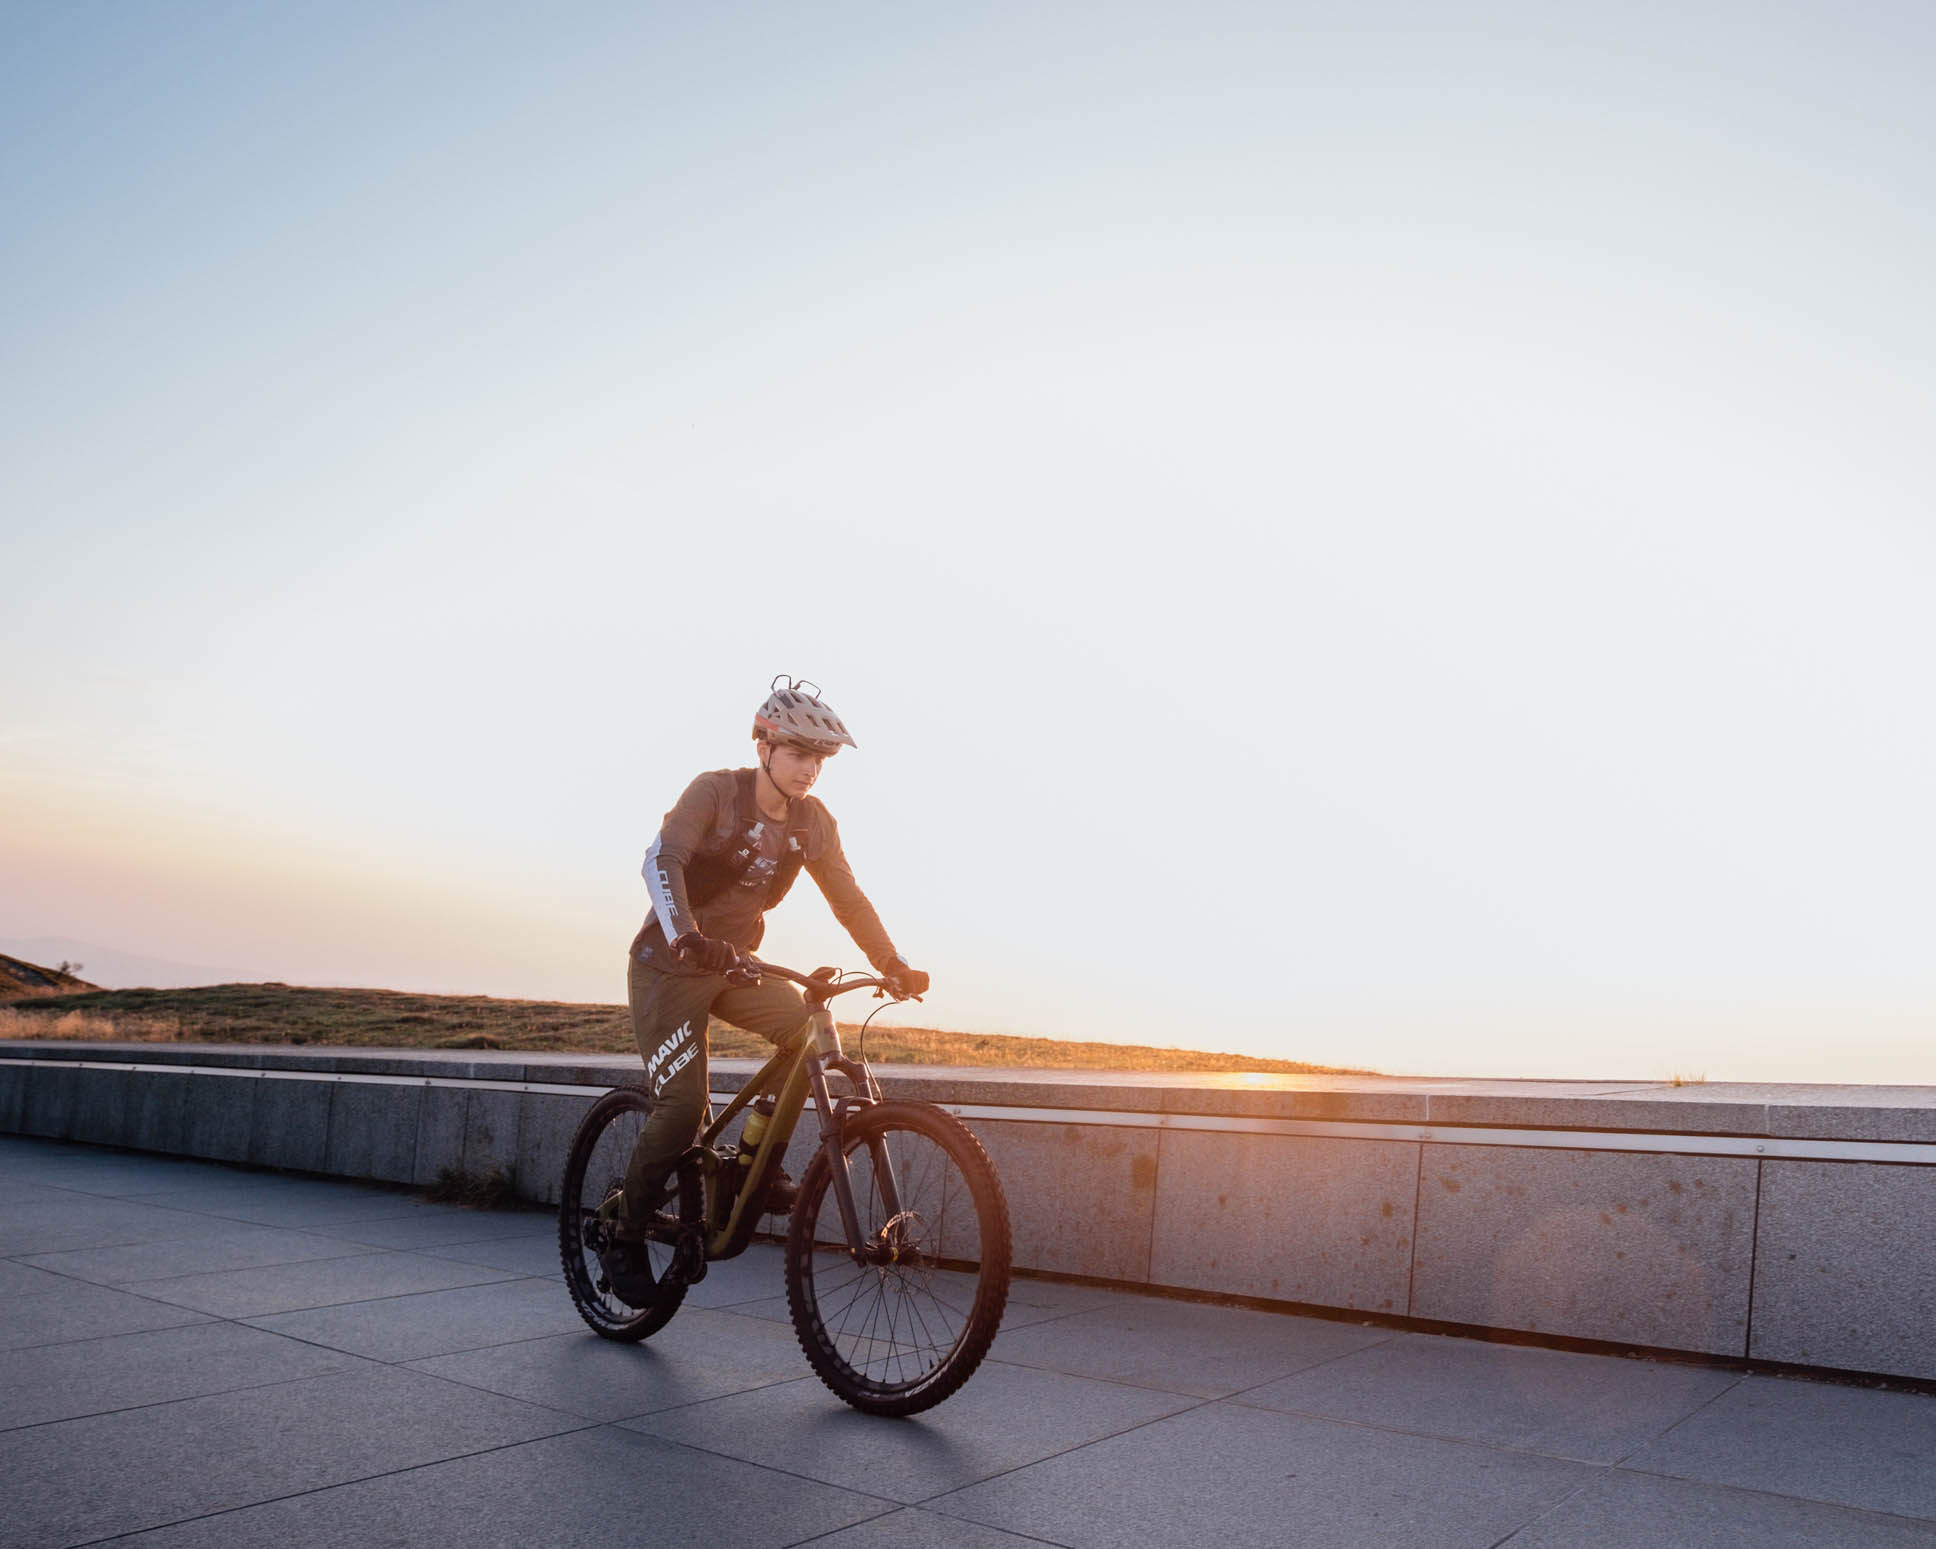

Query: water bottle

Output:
[737, 1094, 777, 1177]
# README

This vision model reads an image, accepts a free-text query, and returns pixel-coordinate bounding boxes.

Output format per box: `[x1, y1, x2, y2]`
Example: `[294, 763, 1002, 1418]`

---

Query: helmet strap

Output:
[756, 742, 794, 817]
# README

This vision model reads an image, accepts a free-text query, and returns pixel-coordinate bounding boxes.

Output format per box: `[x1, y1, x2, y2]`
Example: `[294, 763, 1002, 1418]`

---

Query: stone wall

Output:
[4, 1044, 1932, 1383]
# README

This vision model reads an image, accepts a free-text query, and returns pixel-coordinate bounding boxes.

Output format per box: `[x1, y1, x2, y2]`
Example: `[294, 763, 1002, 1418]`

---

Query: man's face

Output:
[765, 742, 827, 799]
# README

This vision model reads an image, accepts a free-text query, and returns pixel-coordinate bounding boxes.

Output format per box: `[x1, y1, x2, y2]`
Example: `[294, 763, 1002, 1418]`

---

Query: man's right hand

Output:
[672, 931, 739, 974]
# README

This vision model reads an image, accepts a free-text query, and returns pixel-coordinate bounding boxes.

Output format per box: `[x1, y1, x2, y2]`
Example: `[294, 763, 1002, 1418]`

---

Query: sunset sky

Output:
[5, 4, 1933, 1083]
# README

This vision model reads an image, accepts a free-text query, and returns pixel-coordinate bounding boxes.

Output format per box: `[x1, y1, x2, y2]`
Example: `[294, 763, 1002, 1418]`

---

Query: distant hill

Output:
[0, 981, 1366, 1073]
[0, 954, 99, 1000]
[0, 938, 230, 990]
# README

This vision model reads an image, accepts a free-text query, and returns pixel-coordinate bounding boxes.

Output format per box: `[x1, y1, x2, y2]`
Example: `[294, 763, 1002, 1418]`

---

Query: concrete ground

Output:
[3, 1135, 1934, 1549]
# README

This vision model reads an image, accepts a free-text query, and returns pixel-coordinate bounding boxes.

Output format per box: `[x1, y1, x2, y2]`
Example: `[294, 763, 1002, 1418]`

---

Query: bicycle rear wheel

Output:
[558, 1087, 700, 1341]
[785, 1099, 1011, 1415]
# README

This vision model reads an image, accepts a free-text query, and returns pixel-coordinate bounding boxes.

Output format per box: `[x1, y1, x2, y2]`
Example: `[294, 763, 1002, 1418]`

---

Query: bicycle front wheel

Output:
[785, 1099, 1011, 1415]
[558, 1087, 699, 1341]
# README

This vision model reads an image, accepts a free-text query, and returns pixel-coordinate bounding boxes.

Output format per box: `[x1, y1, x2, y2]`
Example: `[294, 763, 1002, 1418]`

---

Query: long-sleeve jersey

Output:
[628, 767, 900, 976]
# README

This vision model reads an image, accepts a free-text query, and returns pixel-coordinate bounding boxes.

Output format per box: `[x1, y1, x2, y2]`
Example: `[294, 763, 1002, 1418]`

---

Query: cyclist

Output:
[603, 676, 929, 1249]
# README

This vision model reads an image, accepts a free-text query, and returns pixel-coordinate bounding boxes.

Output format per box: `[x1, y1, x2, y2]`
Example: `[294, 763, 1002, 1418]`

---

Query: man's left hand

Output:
[883, 959, 930, 998]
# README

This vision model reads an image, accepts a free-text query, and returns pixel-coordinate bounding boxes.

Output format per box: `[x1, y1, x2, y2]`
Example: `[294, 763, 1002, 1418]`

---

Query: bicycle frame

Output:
[689, 966, 901, 1263]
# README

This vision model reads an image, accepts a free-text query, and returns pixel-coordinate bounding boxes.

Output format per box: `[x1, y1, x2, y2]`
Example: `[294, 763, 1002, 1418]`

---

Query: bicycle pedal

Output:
[668, 1230, 707, 1287]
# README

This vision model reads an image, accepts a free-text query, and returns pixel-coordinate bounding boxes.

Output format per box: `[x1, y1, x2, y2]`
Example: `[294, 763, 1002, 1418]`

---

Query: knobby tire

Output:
[558, 1086, 698, 1341]
[785, 1099, 1011, 1416]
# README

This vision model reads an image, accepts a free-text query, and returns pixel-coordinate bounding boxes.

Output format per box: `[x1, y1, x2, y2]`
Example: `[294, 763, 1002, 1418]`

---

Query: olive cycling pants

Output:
[621, 953, 810, 1217]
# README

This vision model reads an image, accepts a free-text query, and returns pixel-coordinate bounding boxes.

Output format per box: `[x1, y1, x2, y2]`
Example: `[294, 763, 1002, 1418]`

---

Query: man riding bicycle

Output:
[603, 676, 929, 1245]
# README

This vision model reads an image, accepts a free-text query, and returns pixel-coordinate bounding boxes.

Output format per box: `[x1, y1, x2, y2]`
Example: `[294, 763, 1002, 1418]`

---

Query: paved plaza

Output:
[2, 1134, 1934, 1548]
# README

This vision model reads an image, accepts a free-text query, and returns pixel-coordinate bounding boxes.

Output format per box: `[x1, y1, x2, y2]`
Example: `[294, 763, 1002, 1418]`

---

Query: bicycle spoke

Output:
[787, 1102, 1010, 1410]
[558, 1089, 693, 1342]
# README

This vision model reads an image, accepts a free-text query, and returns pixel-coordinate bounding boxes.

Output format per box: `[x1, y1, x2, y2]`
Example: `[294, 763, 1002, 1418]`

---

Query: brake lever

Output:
[723, 959, 763, 988]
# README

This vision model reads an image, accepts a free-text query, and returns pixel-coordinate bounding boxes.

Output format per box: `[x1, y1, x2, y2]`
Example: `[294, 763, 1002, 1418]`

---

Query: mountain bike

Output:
[557, 957, 1012, 1416]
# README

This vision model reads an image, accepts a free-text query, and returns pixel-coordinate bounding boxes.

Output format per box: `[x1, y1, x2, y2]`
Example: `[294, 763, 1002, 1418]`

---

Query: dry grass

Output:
[0, 983, 1364, 1074]
[0, 1006, 183, 1042]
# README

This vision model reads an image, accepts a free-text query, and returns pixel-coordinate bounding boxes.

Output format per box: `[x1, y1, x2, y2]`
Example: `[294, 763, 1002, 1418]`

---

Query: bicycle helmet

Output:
[752, 676, 857, 754]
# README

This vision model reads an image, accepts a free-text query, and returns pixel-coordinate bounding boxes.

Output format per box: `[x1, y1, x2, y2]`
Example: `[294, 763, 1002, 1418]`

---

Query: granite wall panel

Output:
[323, 1081, 422, 1183]
[1748, 1159, 1936, 1381]
[514, 1092, 594, 1206]
[126, 1070, 193, 1155]
[974, 1118, 1160, 1283]
[413, 1086, 469, 1186]
[249, 1076, 333, 1173]
[65, 1069, 136, 1148]
[0, 1062, 27, 1133]
[180, 1072, 258, 1163]
[1410, 1143, 1757, 1355]
[180, 1076, 257, 1161]
[20, 1064, 83, 1139]
[1148, 1130, 1417, 1312]
[461, 1090, 524, 1186]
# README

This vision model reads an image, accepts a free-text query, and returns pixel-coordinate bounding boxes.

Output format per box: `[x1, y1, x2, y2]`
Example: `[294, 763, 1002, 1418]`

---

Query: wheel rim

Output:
[797, 1121, 989, 1394]
[562, 1099, 682, 1329]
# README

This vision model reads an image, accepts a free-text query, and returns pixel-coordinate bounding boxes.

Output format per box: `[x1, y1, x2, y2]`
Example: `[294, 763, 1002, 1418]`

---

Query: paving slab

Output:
[0, 1199, 236, 1256]
[419, 1229, 570, 1278]
[20, 1224, 379, 1285]
[100, 1424, 887, 1549]
[0, 1320, 372, 1432]
[1622, 1374, 1936, 1520]
[724, 1259, 1121, 1331]
[36, 1159, 277, 1197]
[242, 1274, 589, 1361]
[147, 1184, 433, 1229]
[0, 1364, 583, 1549]
[808, 1508, 1057, 1548]
[0, 1279, 214, 1351]
[87, 1180, 305, 1217]
[984, 1270, 1125, 1327]
[407, 1307, 815, 1421]
[624, 1357, 1198, 1503]
[990, 1293, 1393, 1398]
[0, 1259, 79, 1296]
[1235, 1331, 1740, 1462]
[1499, 1466, 1936, 1548]
[305, 1205, 553, 1251]
[0, 1179, 96, 1205]
[932, 1400, 1597, 1549]
[673, 1240, 795, 1308]
[129, 1248, 524, 1317]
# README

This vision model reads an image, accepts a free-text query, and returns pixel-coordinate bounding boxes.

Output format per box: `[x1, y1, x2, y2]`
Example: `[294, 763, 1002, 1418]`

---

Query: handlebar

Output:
[733, 957, 914, 1005]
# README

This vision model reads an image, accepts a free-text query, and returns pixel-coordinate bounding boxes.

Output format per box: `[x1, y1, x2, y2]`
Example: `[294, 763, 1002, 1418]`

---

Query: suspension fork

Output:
[803, 1006, 906, 1257]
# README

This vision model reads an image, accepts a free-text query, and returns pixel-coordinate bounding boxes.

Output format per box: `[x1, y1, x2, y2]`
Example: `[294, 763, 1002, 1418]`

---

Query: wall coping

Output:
[5, 1040, 1934, 1144]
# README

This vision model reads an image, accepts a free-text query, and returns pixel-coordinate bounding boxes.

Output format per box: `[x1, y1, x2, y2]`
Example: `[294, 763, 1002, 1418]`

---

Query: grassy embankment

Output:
[0, 982, 1361, 1074]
